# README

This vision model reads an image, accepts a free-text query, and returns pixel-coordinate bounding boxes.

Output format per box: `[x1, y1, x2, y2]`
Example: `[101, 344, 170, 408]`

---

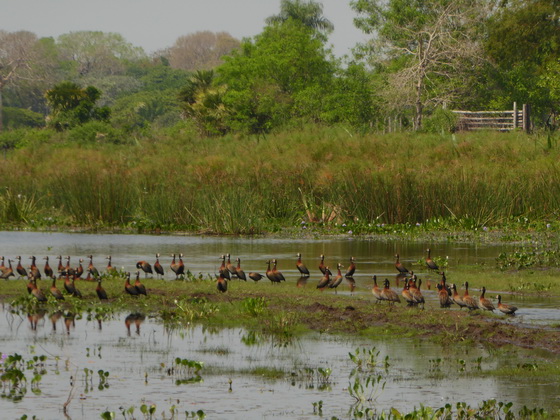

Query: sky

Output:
[1, 0, 368, 58]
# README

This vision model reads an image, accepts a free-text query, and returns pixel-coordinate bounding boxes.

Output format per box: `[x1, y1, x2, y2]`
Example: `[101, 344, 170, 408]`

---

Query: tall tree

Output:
[266, 0, 334, 40]
[166, 31, 240, 72]
[351, 0, 491, 130]
[0, 31, 41, 131]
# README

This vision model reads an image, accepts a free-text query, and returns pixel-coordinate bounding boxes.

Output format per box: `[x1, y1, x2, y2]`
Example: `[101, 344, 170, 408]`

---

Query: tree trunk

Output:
[0, 87, 3, 132]
[414, 76, 423, 131]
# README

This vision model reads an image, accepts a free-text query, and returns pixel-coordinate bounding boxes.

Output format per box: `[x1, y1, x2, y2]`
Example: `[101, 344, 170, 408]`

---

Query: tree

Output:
[351, 0, 491, 130]
[56, 31, 146, 77]
[266, 0, 334, 40]
[216, 19, 336, 134]
[45, 81, 110, 130]
[0, 31, 41, 132]
[166, 31, 240, 72]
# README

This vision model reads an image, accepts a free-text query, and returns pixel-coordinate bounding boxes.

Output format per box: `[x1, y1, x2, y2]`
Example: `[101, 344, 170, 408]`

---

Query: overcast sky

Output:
[1, 0, 367, 57]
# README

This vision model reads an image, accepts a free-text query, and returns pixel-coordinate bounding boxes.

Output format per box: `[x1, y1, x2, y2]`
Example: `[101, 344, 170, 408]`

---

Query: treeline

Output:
[0, 0, 558, 140]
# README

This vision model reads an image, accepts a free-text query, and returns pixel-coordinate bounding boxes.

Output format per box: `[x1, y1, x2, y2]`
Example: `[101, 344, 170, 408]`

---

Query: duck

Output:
[271, 259, 286, 282]
[410, 277, 425, 308]
[249, 272, 265, 282]
[381, 279, 401, 305]
[401, 280, 415, 306]
[87, 255, 100, 277]
[134, 271, 147, 296]
[345, 257, 356, 278]
[497, 294, 518, 315]
[29, 256, 41, 280]
[329, 263, 344, 293]
[451, 283, 467, 309]
[0, 259, 15, 280]
[106, 255, 118, 275]
[235, 257, 247, 281]
[170, 253, 185, 279]
[216, 273, 228, 293]
[96, 277, 108, 301]
[218, 255, 231, 280]
[154, 253, 164, 278]
[136, 260, 153, 278]
[16, 256, 28, 278]
[477, 286, 495, 311]
[316, 268, 331, 289]
[462, 281, 478, 310]
[437, 272, 453, 308]
[43, 256, 55, 279]
[395, 254, 409, 275]
[371, 275, 383, 303]
[318, 254, 332, 276]
[50, 277, 64, 300]
[296, 253, 310, 277]
[425, 248, 439, 271]
[124, 272, 139, 296]
[226, 254, 237, 278]
[30, 279, 47, 302]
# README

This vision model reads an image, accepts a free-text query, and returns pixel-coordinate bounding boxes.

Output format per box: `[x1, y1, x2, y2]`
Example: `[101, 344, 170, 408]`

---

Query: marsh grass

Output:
[2, 128, 560, 233]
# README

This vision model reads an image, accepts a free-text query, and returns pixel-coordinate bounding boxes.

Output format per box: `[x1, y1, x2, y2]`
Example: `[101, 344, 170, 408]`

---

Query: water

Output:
[1, 231, 559, 418]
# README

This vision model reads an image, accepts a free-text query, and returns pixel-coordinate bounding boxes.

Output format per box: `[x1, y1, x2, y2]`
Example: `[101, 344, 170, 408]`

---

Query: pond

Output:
[1, 231, 559, 418]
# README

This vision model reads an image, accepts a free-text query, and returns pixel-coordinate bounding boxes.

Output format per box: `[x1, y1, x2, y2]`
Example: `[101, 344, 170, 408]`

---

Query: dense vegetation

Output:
[1, 0, 559, 234]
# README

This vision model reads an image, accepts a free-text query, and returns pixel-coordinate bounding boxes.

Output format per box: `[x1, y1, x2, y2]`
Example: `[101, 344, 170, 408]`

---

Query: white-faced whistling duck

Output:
[401, 280, 415, 306]
[296, 253, 310, 277]
[26, 273, 35, 294]
[425, 248, 439, 271]
[496, 294, 518, 315]
[16, 256, 27, 278]
[219, 255, 231, 280]
[410, 277, 425, 308]
[106, 255, 118, 275]
[64, 274, 82, 298]
[235, 258, 247, 281]
[43, 256, 54, 279]
[171, 253, 185, 279]
[29, 256, 41, 280]
[50, 277, 64, 300]
[437, 272, 453, 308]
[75, 258, 84, 278]
[87, 255, 100, 277]
[0, 259, 15, 280]
[319, 255, 332, 276]
[395, 254, 409, 275]
[461, 282, 478, 310]
[265, 260, 275, 283]
[226, 254, 237, 278]
[381, 278, 401, 305]
[371, 275, 383, 303]
[154, 254, 164, 278]
[125, 272, 139, 296]
[316, 267, 331, 289]
[64, 256, 74, 276]
[272, 259, 286, 282]
[451, 283, 467, 309]
[249, 272, 264, 282]
[477, 287, 495, 311]
[96, 277, 108, 301]
[136, 260, 153, 278]
[134, 271, 147, 296]
[0, 256, 5, 273]
[30, 280, 47, 302]
[216, 273, 228, 293]
[345, 257, 356, 278]
[56, 255, 64, 276]
[329, 263, 344, 293]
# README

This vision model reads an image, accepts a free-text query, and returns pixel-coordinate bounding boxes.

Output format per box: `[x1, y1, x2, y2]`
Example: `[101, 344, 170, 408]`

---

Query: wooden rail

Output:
[452, 103, 531, 132]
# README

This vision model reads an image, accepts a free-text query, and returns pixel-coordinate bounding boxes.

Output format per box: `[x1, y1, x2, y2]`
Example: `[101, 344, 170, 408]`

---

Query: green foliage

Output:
[45, 81, 111, 131]
[422, 108, 459, 133]
[242, 297, 268, 316]
[1, 107, 44, 129]
[67, 121, 123, 144]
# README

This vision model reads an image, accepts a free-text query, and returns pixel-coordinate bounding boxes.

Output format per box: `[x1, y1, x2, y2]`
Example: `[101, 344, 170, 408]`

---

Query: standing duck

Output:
[319, 255, 332, 276]
[226, 254, 237, 278]
[478, 287, 495, 311]
[0, 259, 15, 280]
[16, 256, 28, 278]
[29, 256, 41, 280]
[296, 253, 310, 277]
[345, 257, 356, 278]
[134, 271, 147, 296]
[50, 277, 64, 300]
[381, 279, 401, 305]
[124, 272, 139, 296]
[316, 268, 331, 289]
[96, 277, 108, 301]
[371, 276, 383, 303]
[329, 263, 344, 293]
[235, 258, 247, 281]
[136, 260, 153, 278]
[154, 253, 164, 278]
[43, 256, 54, 279]
[497, 294, 518, 315]
[437, 272, 453, 308]
[462, 281, 478, 310]
[451, 283, 467, 309]
[216, 273, 228, 293]
[272, 259, 286, 282]
[170, 253, 185, 279]
[87, 255, 100, 278]
[218, 255, 231, 280]
[395, 254, 409, 275]
[425, 248, 439, 271]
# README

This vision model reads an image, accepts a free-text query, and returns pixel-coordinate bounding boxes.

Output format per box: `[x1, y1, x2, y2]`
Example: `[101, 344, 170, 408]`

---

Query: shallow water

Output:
[1, 309, 559, 420]
[1, 231, 560, 418]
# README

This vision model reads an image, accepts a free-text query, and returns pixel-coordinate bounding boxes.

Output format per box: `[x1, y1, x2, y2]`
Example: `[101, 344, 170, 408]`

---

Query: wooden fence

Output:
[452, 102, 531, 132]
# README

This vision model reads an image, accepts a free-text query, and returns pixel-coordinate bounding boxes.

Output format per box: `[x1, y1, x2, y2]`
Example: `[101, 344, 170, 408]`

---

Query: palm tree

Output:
[266, 0, 334, 37]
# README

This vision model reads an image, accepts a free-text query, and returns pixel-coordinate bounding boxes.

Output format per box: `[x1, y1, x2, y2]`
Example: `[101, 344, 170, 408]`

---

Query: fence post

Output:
[513, 102, 518, 129]
[522, 104, 531, 133]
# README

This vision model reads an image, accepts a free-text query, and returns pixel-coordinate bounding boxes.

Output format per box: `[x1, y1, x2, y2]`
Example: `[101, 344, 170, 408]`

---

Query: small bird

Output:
[425, 248, 439, 271]
[395, 254, 409, 275]
[478, 286, 495, 311]
[43, 256, 55, 279]
[345, 257, 356, 278]
[381, 279, 401, 305]
[136, 260, 153, 278]
[497, 294, 518, 315]
[296, 253, 310, 277]
[96, 277, 108, 301]
[371, 275, 383, 303]
[235, 258, 247, 281]
[329, 263, 344, 293]
[134, 271, 147, 296]
[125, 272, 139, 296]
[216, 273, 228, 293]
[462, 281, 478, 310]
[249, 272, 264, 282]
[154, 253, 164, 278]
[316, 268, 331, 289]
[50, 277, 64, 300]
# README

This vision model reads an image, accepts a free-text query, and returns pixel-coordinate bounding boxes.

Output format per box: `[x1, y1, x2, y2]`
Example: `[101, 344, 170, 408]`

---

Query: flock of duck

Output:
[0, 249, 518, 315]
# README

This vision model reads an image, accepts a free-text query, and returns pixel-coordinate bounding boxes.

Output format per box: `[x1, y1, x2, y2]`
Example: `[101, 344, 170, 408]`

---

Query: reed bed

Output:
[1, 127, 559, 233]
